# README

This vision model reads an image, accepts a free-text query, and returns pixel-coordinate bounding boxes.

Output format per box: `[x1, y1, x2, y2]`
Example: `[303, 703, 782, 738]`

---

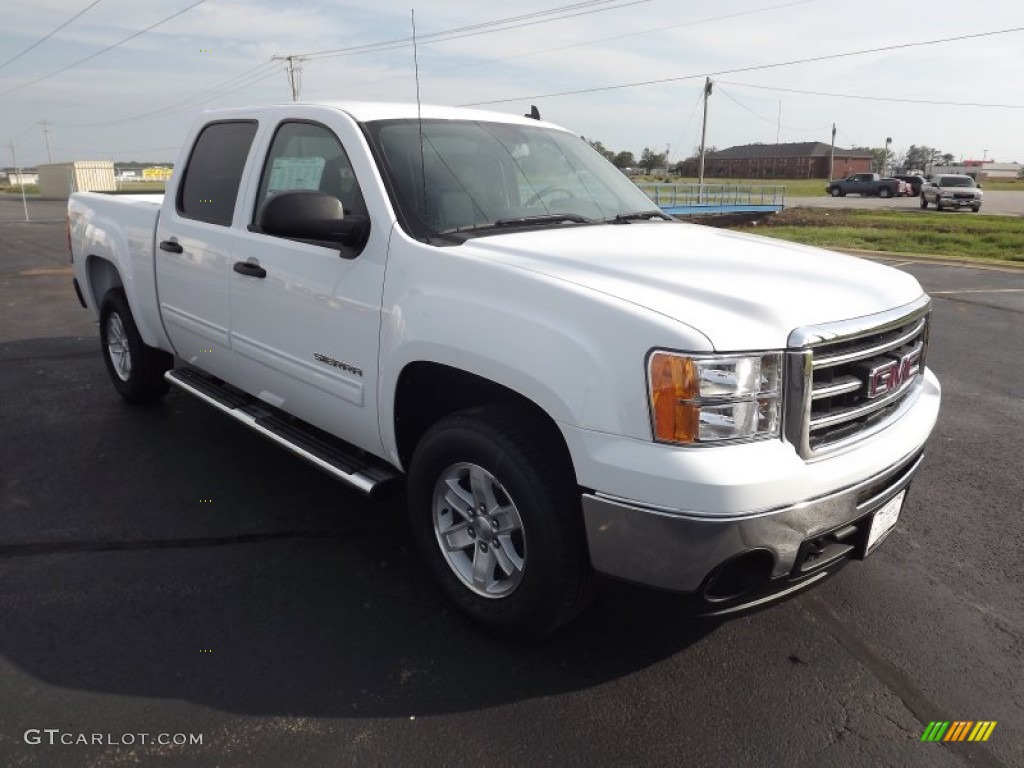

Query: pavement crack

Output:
[800, 593, 1007, 768]
[0, 530, 346, 559]
[933, 294, 1024, 315]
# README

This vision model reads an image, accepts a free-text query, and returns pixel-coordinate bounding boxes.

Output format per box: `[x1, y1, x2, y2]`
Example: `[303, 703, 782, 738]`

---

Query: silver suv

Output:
[921, 174, 982, 212]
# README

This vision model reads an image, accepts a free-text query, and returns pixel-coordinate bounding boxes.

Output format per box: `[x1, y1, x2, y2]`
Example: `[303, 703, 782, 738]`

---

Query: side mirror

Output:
[257, 190, 369, 250]
[977, 183, 983, 189]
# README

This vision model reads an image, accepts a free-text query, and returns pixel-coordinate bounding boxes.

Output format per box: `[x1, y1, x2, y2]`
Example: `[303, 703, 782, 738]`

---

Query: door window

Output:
[254, 121, 366, 222]
[177, 121, 258, 225]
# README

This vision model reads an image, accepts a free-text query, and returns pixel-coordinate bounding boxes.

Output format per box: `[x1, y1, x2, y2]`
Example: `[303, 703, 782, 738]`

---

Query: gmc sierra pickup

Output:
[826, 173, 902, 198]
[920, 174, 983, 212]
[69, 103, 941, 637]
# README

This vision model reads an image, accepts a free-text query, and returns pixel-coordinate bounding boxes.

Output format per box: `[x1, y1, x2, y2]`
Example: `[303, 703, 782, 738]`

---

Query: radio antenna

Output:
[411, 9, 428, 228]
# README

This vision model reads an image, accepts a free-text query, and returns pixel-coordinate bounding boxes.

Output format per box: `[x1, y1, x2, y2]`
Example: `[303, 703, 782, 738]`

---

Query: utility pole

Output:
[8, 141, 30, 222]
[773, 99, 781, 180]
[38, 120, 53, 164]
[272, 55, 307, 101]
[884, 136, 892, 176]
[697, 77, 713, 197]
[829, 123, 836, 180]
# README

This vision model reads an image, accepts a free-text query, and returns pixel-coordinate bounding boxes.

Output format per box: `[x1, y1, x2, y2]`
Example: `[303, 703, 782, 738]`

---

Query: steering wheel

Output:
[524, 186, 575, 207]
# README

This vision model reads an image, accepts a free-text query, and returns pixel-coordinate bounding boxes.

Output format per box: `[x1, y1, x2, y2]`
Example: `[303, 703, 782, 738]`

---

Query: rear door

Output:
[227, 116, 389, 455]
[155, 121, 258, 379]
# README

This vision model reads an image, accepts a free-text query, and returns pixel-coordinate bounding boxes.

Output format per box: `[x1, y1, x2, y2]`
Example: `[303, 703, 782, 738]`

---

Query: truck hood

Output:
[459, 221, 925, 350]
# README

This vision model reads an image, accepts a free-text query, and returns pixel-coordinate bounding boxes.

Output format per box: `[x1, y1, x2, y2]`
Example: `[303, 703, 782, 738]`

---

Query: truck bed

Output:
[68, 192, 166, 345]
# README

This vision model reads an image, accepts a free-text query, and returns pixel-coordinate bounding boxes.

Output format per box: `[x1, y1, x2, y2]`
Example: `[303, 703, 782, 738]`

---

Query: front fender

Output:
[377, 230, 712, 465]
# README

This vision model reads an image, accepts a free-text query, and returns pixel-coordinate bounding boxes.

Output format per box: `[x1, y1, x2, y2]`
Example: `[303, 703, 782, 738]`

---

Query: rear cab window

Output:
[177, 121, 259, 226]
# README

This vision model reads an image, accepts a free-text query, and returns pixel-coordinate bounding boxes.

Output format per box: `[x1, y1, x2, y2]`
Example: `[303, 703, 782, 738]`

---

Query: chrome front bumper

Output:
[581, 449, 923, 601]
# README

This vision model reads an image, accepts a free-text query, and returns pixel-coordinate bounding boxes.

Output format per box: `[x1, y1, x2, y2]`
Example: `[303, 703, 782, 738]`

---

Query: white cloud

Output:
[1, 0, 1022, 165]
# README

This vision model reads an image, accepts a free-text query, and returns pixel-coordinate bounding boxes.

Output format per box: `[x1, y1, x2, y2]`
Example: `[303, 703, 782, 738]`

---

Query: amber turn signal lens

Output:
[649, 353, 699, 443]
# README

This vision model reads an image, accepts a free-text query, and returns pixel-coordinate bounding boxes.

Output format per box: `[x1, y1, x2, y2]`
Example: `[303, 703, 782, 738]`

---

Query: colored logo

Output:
[865, 343, 922, 399]
[921, 721, 997, 742]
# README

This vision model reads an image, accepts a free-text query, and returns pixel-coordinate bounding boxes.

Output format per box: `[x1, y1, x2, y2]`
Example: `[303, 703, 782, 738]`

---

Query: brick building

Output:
[679, 142, 873, 179]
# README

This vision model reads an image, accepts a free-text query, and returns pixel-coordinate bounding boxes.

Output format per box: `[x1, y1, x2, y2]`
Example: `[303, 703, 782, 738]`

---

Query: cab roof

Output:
[197, 101, 565, 131]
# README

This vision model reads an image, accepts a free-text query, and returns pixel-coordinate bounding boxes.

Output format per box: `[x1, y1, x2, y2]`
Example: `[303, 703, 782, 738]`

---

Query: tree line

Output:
[587, 137, 962, 176]
[585, 140, 670, 173]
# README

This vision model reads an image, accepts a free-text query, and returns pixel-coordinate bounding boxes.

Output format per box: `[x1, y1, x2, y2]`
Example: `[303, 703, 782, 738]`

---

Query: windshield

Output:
[940, 176, 976, 188]
[364, 119, 663, 241]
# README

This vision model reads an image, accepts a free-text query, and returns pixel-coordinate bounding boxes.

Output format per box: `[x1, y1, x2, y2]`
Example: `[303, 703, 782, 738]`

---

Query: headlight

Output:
[648, 352, 782, 444]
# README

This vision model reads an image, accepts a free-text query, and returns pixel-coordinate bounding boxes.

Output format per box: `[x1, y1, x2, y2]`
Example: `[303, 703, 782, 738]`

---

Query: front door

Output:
[228, 118, 388, 455]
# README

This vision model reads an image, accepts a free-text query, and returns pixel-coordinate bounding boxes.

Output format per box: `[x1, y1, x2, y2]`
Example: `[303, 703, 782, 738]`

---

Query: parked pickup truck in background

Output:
[826, 173, 903, 198]
[68, 102, 941, 637]
[920, 174, 983, 212]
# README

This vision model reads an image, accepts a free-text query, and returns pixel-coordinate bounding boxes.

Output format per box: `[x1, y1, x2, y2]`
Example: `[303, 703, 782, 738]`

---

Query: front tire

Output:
[407, 406, 593, 638]
[935, 198, 944, 211]
[99, 289, 172, 403]
[829, 187, 842, 198]
[972, 205, 981, 213]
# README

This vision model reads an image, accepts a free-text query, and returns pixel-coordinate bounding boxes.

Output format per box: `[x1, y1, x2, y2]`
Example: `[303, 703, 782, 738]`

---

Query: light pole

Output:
[884, 137, 892, 176]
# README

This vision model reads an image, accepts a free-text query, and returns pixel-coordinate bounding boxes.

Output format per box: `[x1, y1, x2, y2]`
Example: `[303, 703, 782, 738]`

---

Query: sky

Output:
[1, 0, 1022, 168]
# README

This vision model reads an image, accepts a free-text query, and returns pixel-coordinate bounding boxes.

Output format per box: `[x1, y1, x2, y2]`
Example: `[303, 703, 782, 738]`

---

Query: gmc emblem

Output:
[865, 344, 923, 399]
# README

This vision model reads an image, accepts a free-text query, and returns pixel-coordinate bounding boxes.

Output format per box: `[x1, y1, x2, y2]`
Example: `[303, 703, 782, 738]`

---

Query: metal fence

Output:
[636, 183, 786, 213]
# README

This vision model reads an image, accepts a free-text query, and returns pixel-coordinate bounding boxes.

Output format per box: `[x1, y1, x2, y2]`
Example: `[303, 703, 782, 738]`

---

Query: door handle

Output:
[233, 261, 267, 279]
[159, 239, 183, 254]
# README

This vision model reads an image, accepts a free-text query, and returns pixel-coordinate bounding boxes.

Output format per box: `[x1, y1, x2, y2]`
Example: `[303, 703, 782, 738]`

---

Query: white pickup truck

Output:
[69, 102, 941, 636]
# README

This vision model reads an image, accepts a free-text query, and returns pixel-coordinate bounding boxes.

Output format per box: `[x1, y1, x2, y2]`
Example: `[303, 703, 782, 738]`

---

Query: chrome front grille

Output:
[786, 297, 931, 458]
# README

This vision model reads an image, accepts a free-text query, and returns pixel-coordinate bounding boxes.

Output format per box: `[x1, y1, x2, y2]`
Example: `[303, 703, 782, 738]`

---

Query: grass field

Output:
[982, 178, 1024, 191]
[0, 184, 40, 195]
[732, 207, 1024, 263]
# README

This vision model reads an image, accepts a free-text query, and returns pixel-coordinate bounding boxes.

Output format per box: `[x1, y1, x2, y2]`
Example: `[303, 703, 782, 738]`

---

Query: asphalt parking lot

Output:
[787, 190, 1024, 216]
[1, 198, 1022, 767]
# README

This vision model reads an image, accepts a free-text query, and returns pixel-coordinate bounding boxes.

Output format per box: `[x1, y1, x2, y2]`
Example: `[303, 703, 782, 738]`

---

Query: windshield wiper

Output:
[493, 213, 592, 227]
[607, 211, 672, 223]
[437, 213, 592, 236]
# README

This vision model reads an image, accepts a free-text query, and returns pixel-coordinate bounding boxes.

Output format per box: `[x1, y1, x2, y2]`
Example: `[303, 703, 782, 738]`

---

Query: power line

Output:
[429, 0, 816, 73]
[300, 0, 652, 61]
[715, 83, 829, 132]
[458, 25, 1024, 106]
[55, 61, 279, 129]
[60, 1, 648, 130]
[0, 0, 104, 71]
[310, 0, 816, 96]
[717, 79, 1024, 109]
[112, 64, 280, 123]
[669, 86, 706, 158]
[1, 0, 207, 96]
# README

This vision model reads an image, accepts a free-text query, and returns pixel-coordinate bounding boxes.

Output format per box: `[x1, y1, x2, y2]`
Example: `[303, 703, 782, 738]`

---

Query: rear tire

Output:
[99, 289, 172, 404]
[407, 405, 594, 638]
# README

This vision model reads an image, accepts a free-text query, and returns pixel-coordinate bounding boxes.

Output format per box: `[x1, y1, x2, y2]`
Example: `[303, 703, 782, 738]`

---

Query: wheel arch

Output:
[392, 361, 577, 483]
[85, 255, 124, 309]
